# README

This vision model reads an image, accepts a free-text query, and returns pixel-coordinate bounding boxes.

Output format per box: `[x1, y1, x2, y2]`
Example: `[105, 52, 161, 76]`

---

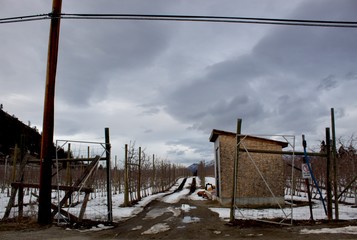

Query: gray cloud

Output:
[2, 0, 357, 166]
[158, 0, 357, 140]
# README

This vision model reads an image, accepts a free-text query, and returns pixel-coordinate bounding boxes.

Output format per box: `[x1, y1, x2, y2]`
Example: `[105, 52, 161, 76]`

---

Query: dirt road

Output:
[1, 197, 356, 240]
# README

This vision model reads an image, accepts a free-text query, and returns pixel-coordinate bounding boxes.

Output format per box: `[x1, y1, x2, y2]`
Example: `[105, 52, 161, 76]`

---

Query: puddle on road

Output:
[140, 204, 200, 235]
[144, 208, 167, 219]
[182, 216, 200, 223]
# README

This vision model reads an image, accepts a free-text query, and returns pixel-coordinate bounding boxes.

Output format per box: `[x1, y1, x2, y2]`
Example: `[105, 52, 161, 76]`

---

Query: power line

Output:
[0, 14, 50, 24]
[1, 13, 357, 28]
[60, 13, 357, 28]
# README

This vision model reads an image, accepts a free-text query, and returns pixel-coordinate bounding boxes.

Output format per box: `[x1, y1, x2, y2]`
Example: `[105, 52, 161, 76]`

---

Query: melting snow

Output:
[180, 203, 197, 212]
[141, 223, 170, 235]
[131, 225, 143, 231]
[77, 224, 114, 232]
[300, 226, 357, 235]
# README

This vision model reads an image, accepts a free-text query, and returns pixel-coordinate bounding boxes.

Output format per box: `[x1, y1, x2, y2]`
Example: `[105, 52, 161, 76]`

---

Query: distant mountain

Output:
[187, 163, 199, 174]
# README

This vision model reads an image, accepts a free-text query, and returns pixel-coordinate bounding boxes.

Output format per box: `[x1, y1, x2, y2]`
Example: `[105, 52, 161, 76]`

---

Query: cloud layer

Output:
[1, 0, 356, 165]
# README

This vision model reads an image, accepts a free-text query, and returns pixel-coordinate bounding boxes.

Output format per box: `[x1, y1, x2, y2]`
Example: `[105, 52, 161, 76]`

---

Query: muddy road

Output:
[1, 178, 356, 239]
[1, 197, 356, 239]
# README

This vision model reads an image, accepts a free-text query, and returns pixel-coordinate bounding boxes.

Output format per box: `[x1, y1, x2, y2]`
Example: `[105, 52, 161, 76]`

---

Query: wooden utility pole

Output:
[38, 0, 62, 225]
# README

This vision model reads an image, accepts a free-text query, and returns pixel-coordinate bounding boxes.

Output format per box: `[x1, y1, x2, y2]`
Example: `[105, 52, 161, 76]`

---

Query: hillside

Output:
[0, 107, 41, 157]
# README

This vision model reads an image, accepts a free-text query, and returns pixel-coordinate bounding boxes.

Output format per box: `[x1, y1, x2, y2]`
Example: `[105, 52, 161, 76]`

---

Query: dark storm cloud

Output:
[56, 19, 173, 106]
[2, 0, 357, 166]
[317, 75, 338, 91]
[161, 0, 357, 137]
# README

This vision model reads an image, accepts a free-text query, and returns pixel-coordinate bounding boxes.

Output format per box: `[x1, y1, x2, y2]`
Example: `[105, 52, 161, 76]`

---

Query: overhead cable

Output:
[60, 13, 357, 28]
[0, 14, 50, 24]
[1, 13, 357, 28]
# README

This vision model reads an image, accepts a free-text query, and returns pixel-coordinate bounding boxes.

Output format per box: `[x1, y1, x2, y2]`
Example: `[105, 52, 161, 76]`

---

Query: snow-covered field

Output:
[1, 177, 356, 235]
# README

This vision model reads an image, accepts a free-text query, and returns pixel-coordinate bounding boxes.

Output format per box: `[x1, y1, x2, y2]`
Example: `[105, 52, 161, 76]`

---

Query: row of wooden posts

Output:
[1, 135, 191, 223]
[230, 109, 347, 222]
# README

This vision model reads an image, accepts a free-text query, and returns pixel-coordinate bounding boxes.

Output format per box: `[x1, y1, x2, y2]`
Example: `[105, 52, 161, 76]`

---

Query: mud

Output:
[1, 198, 356, 240]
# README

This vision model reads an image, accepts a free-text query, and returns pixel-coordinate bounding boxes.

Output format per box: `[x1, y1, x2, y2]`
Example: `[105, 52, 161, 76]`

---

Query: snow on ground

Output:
[141, 223, 170, 235]
[209, 195, 356, 222]
[1, 176, 356, 235]
[300, 226, 357, 235]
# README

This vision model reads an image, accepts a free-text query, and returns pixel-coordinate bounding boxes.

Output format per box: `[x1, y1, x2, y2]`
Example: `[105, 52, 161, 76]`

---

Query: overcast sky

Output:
[1, 0, 357, 166]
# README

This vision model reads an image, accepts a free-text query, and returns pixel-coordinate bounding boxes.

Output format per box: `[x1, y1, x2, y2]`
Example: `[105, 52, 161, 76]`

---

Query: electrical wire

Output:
[1, 13, 357, 28]
[60, 13, 357, 28]
[0, 14, 50, 24]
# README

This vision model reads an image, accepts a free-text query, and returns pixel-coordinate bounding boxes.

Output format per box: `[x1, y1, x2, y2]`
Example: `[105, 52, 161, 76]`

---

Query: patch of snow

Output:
[167, 206, 181, 217]
[131, 225, 143, 231]
[300, 226, 357, 235]
[144, 208, 167, 220]
[143, 206, 181, 220]
[141, 223, 170, 235]
[0, 177, 357, 237]
[179, 204, 197, 212]
[161, 189, 190, 203]
[209, 197, 357, 222]
[77, 224, 114, 232]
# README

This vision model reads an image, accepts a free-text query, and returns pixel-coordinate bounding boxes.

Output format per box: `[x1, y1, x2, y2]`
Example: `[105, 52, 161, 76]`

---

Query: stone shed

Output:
[209, 129, 288, 207]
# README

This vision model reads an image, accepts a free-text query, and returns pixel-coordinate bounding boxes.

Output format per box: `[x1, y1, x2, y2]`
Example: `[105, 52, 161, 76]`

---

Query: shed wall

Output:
[215, 134, 285, 207]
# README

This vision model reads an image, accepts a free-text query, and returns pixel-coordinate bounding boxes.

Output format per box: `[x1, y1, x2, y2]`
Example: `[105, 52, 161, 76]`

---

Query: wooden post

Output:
[114, 156, 117, 194]
[50, 156, 100, 218]
[303, 157, 314, 221]
[3, 143, 28, 220]
[331, 108, 339, 220]
[137, 147, 142, 200]
[326, 128, 333, 221]
[230, 118, 242, 223]
[124, 144, 129, 206]
[78, 192, 90, 222]
[12, 144, 18, 182]
[105, 128, 113, 222]
[18, 135, 26, 219]
[65, 143, 72, 206]
[87, 146, 90, 165]
[117, 156, 121, 193]
[161, 160, 164, 192]
[38, 0, 62, 225]
[152, 154, 155, 193]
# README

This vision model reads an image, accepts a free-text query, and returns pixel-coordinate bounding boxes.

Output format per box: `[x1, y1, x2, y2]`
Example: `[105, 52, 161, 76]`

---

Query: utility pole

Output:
[38, 0, 62, 225]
